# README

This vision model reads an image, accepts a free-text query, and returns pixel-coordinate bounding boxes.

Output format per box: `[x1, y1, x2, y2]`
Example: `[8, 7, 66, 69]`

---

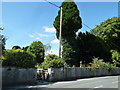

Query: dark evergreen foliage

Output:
[12, 45, 21, 49]
[53, 0, 82, 66]
[76, 32, 112, 64]
[1, 35, 6, 50]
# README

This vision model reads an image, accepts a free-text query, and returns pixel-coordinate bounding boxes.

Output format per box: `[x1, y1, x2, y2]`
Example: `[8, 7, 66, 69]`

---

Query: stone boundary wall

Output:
[0, 67, 2, 89]
[2, 67, 37, 87]
[47, 68, 120, 82]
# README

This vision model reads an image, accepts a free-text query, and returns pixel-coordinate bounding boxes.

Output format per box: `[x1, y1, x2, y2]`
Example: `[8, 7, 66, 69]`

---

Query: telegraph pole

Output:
[58, 7, 62, 58]
[44, 0, 63, 57]
[0, 28, 3, 65]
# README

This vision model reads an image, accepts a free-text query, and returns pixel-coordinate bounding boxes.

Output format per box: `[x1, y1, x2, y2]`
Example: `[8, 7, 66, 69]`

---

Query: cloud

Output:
[29, 34, 34, 38]
[43, 26, 56, 33]
[49, 49, 59, 56]
[36, 37, 40, 40]
[36, 32, 49, 37]
[50, 39, 59, 44]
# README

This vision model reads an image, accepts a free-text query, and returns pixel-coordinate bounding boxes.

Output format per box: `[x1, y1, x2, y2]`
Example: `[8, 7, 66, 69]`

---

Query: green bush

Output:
[2, 50, 36, 68]
[40, 54, 65, 69]
[27, 41, 45, 64]
[91, 57, 116, 68]
[111, 50, 120, 67]
[2, 49, 23, 60]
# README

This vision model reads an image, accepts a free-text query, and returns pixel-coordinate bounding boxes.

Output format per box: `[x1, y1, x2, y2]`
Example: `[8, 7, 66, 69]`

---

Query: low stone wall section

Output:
[2, 67, 37, 87]
[47, 68, 120, 82]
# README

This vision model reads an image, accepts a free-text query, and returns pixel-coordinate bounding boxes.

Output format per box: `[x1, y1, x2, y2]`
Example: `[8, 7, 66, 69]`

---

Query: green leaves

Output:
[92, 17, 120, 43]
[2, 50, 36, 68]
[76, 32, 112, 64]
[92, 17, 120, 67]
[40, 54, 65, 69]
[53, 0, 82, 38]
[91, 57, 116, 68]
[53, 0, 82, 67]
[111, 50, 120, 66]
[27, 41, 45, 64]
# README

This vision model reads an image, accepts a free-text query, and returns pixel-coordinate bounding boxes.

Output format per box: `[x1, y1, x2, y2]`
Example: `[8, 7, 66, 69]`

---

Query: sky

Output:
[1, 2, 118, 55]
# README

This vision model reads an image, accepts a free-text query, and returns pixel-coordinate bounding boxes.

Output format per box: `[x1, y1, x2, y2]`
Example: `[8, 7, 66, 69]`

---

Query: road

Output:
[5, 76, 120, 90]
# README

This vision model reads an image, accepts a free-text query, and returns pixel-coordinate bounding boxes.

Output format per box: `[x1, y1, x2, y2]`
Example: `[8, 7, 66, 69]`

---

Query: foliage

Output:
[2, 49, 23, 60]
[2, 50, 36, 68]
[76, 32, 112, 64]
[92, 17, 120, 51]
[92, 17, 120, 67]
[53, 0, 82, 38]
[22, 46, 29, 51]
[41, 54, 65, 69]
[45, 54, 59, 60]
[53, 0, 82, 66]
[0, 35, 6, 50]
[27, 41, 45, 64]
[91, 57, 117, 68]
[111, 50, 120, 67]
[62, 37, 78, 66]
[12, 45, 21, 49]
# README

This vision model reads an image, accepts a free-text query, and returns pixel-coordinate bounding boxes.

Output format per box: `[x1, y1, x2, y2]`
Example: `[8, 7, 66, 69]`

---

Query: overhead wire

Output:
[44, 0, 60, 8]
[44, 0, 92, 30]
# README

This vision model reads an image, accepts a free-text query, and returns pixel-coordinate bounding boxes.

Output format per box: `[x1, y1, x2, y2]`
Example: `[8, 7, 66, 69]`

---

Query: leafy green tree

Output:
[41, 54, 65, 69]
[92, 17, 120, 66]
[2, 50, 36, 68]
[12, 45, 21, 49]
[27, 41, 45, 64]
[2, 49, 24, 60]
[53, 0, 82, 66]
[92, 17, 120, 51]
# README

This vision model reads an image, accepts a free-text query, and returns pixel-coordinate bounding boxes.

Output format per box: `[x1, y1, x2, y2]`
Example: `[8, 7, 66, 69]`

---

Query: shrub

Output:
[91, 57, 116, 68]
[27, 41, 45, 64]
[2, 50, 36, 68]
[111, 50, 120, 67]
[2, 49, 23, 60]
[45, 54, 59, 61]
[40, 54, 65, 69]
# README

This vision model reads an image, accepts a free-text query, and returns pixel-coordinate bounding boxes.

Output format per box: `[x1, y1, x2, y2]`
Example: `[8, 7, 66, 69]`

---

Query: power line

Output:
[0, 0, 3, 28]
[44, 0, 62, 57]
[83, 23, 92, 30]
[44, 0, 92, 30]
[44, 0, 60, 8]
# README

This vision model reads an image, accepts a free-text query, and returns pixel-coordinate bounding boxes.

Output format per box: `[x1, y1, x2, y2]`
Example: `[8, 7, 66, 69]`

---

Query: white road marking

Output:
[54, 76, 114, 84]
[94, 85, 103, 88]
[112, 81, 120, 84]
[88, 85, 103, 90]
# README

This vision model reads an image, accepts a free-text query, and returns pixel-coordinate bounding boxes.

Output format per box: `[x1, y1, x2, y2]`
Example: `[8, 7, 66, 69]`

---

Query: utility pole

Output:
[44, 0, 63, 57]
[58, 7, 62, 58]
[0, 28, 3, 64]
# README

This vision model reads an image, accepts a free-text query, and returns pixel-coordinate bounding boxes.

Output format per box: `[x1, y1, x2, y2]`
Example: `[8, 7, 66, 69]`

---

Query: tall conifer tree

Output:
[53, 0, 82, 66]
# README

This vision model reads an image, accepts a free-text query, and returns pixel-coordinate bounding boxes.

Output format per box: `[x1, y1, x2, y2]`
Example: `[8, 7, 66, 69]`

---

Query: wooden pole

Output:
[59, 7, 62, 58]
